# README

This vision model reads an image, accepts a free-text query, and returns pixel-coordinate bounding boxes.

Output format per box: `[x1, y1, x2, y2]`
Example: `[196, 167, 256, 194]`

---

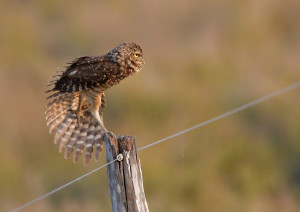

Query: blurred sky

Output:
[1, 0, 300, 211]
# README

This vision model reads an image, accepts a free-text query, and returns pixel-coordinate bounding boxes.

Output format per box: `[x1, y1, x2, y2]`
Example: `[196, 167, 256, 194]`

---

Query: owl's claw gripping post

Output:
[106, 131, 115, 138]
[103, 131, 115, 141]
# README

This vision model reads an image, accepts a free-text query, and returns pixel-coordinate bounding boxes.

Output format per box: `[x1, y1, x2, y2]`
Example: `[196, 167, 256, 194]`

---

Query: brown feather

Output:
[73, 120, 90, 163]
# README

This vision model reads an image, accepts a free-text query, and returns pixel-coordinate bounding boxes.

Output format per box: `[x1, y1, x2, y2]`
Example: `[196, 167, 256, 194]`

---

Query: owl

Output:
[45, 42, 145, 165]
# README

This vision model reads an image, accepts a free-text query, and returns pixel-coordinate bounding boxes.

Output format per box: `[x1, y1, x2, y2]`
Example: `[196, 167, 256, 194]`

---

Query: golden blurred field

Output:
[1, 0, 300, 211]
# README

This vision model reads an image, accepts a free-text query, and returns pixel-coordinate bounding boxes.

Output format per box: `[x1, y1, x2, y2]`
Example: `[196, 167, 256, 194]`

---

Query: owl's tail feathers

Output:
[52, 115, 105, 165]
[72, 120, 90, 163]
[94, 125, 105, 161]
[83, 124, 96, 164]
[80, 124, 104, 164]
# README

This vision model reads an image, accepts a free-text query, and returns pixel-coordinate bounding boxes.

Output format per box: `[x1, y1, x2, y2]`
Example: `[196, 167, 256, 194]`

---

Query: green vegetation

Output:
[1, 0, 300, 211]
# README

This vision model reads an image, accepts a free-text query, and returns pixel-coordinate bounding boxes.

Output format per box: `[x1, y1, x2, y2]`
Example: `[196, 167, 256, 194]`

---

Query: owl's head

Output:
[109, 42, 145, 72]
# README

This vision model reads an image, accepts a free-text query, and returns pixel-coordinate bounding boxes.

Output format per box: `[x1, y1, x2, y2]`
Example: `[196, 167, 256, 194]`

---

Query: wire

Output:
[11, 80, 300, 212]
[10, 159, 117, 212]
[138, 81, 300, 151]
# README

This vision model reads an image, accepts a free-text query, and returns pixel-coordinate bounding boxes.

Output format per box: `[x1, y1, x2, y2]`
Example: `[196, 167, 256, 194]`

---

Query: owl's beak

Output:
[141, 58, 146, 65]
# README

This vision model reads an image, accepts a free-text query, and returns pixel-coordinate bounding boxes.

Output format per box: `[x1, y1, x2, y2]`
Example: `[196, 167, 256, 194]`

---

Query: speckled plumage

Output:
[46, 42, 145, 165]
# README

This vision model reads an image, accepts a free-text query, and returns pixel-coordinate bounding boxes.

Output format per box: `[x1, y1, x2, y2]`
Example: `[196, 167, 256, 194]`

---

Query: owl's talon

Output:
[106, 131, 115, 139]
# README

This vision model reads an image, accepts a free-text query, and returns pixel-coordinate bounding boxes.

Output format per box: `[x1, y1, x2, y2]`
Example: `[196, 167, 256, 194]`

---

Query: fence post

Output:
[104, 135, 149, 212]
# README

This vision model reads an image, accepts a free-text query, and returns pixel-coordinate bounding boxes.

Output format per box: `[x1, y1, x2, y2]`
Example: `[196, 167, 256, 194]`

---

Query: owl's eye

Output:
[133, 53, 140, 58]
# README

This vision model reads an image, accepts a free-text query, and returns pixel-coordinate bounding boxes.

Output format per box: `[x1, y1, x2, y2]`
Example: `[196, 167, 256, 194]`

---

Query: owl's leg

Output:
[90, 95, 107, 133]
[91, 106, 107, 133]
[82, 91, 108, 134]
[90, 102, 116, 139]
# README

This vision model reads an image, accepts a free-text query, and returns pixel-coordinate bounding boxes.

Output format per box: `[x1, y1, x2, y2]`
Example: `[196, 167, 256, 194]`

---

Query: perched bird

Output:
[45, 42, 145, 165]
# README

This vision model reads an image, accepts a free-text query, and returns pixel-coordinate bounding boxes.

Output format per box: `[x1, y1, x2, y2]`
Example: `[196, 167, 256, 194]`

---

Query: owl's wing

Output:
[49, 56, 119, 93]
[45, 91, 106, 164]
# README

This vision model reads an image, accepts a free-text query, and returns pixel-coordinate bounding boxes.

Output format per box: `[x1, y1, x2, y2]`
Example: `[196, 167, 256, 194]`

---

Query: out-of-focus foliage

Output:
[1, 0, 300, 211]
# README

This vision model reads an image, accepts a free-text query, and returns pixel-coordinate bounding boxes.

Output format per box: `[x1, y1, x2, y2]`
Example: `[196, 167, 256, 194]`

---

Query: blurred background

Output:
[1, 0, 300, 211]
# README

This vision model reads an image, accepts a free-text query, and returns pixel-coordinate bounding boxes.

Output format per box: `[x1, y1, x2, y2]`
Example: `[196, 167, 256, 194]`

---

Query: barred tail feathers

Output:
[60, 119, 105, 164]
[84, 124, 96, 165]
[94, 125, 105, 161]
[73, 120, 90, 163]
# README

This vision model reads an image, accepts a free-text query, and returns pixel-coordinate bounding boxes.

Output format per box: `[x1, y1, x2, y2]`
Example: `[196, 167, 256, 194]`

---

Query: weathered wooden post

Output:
[104, 135, 149, 212]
